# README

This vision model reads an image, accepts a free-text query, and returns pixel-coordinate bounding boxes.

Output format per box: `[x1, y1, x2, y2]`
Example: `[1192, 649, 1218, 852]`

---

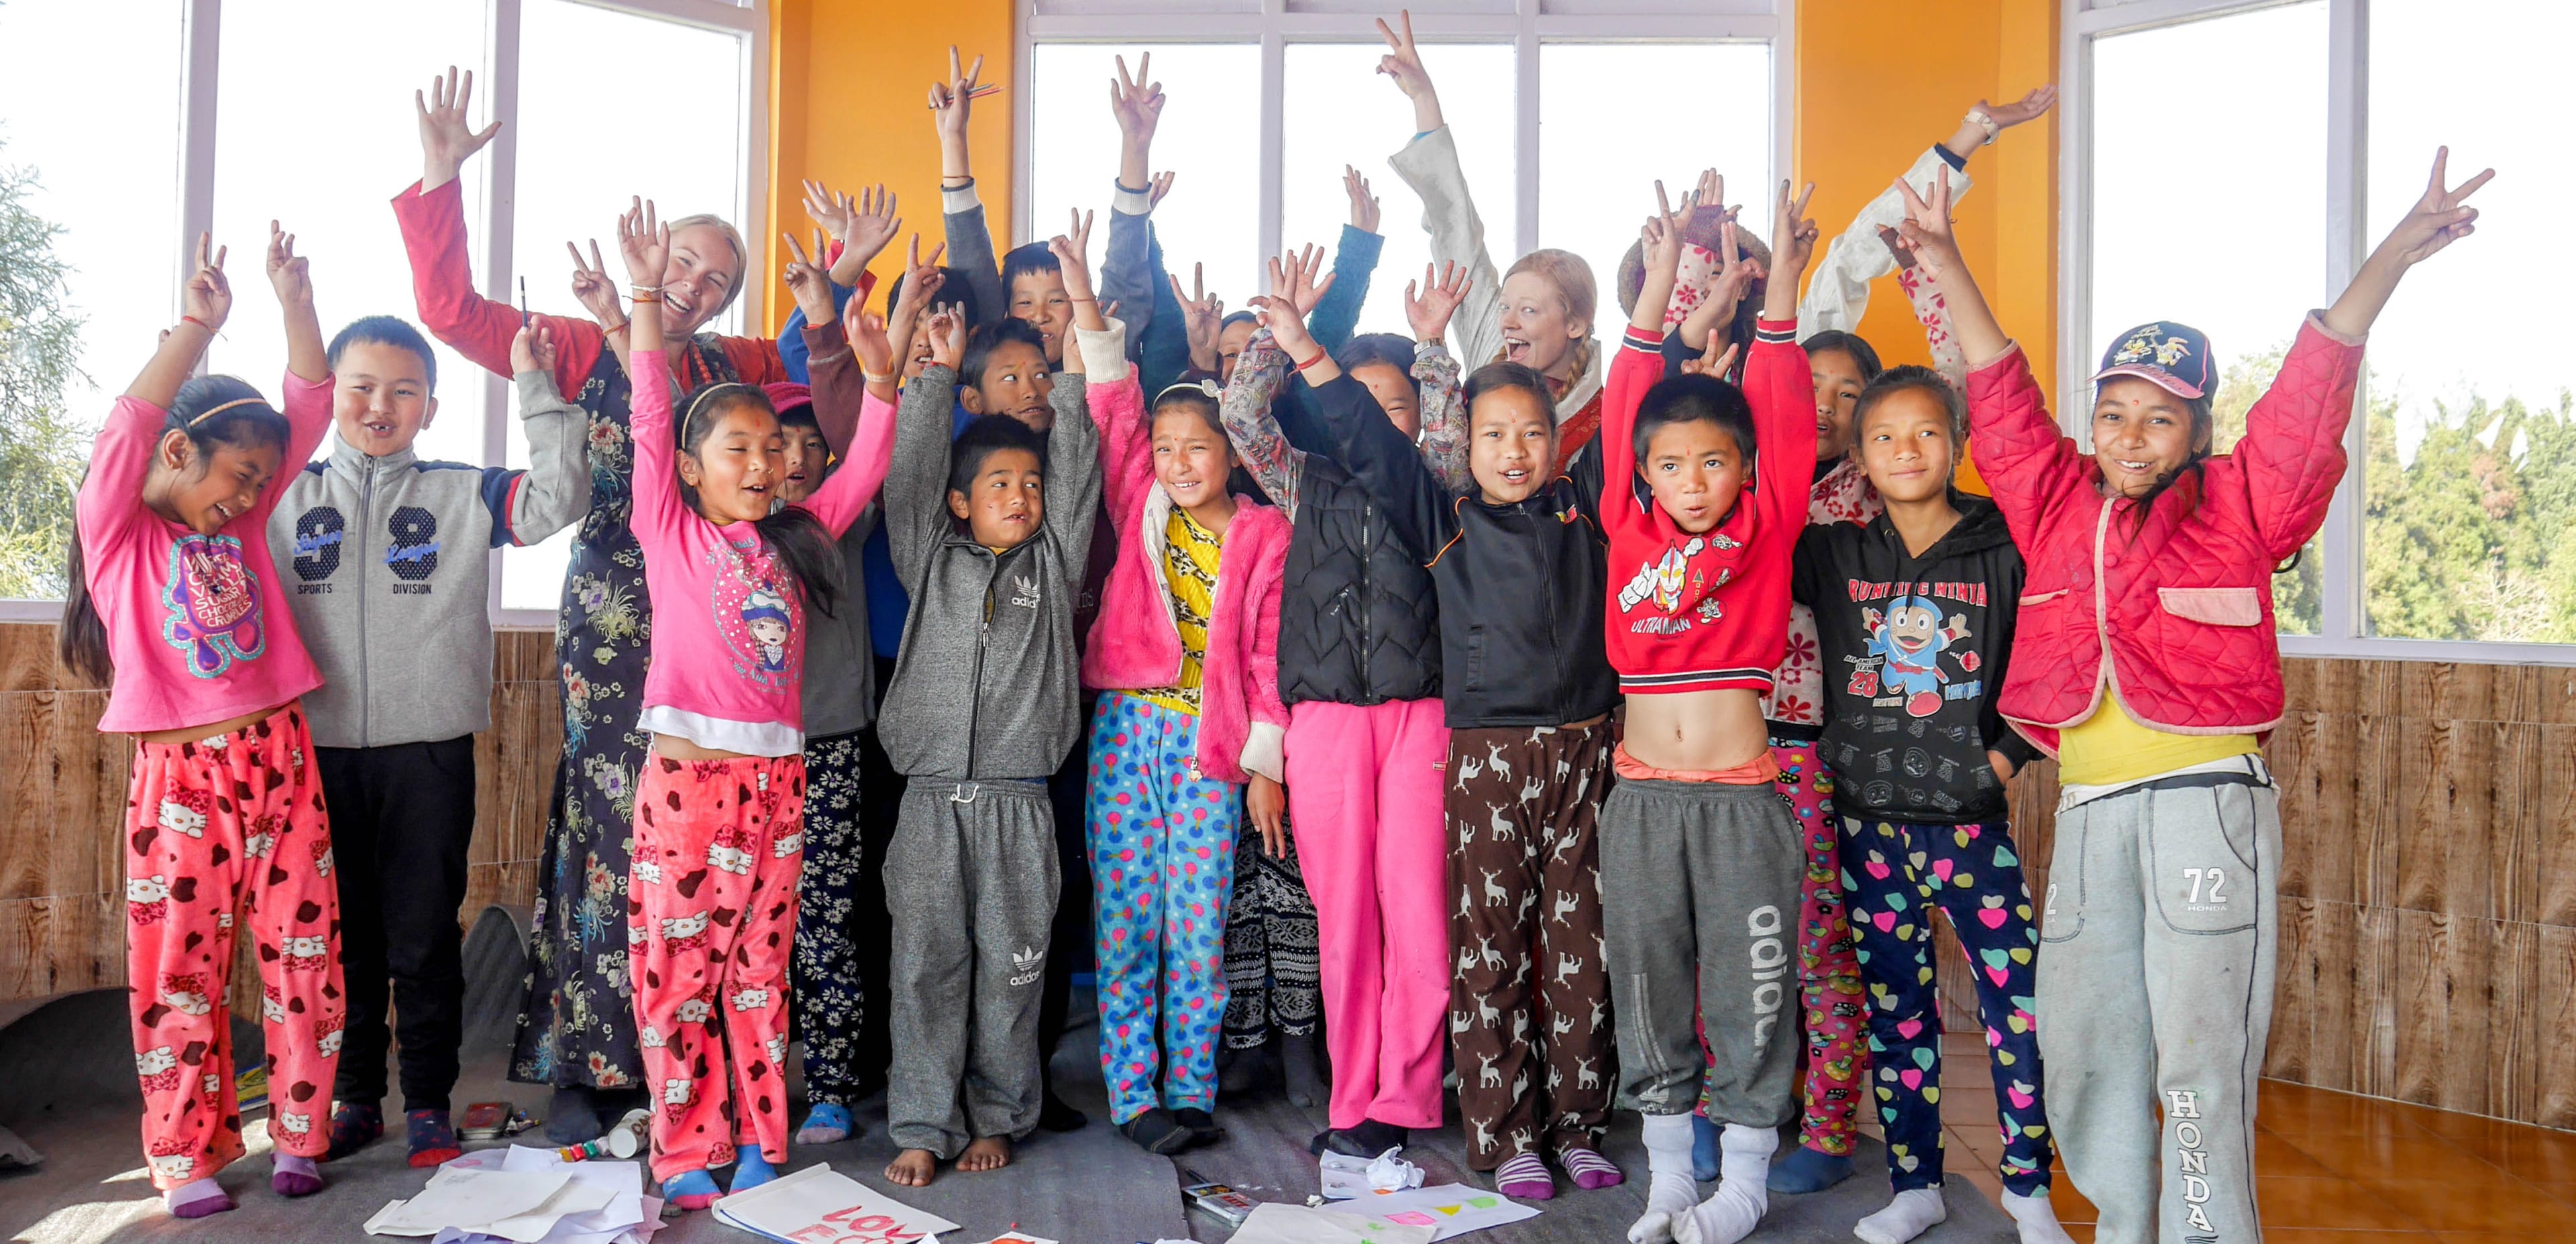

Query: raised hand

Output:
[616, 197, 669, 287]
[1693, 169, 1729, 221]
[2326, 146, 2494, 338]
[1375, 9, 1444, 131]
[849, 309, 900, 382]
[1405, 261, 1471, 343]
[1888, 173, 1960, 280]
[1646, 180, 1690, 276]
[1346, 166, 1383, 234]
[1680, 337, 1740, 379]
[1148, 171, 1177, 210]
[841, 184, 901, 276]
[802, 179, 858, 241]
[511, 320, 559, 377]
[567, 239, 623, 327]
[417, 66, 502, 190]
[929, 46, 985, 144]
[1269, 243, 1336, 318]
[924, 305, 966, 372]
[181, 231, 233, 332]
[1050, 208, 1097, 299]
[1765, 178, 1820, 320]
[1110, 52, 1165, 147]
[1980, 84, 2058, 132]
[1169, 263, 1225, 373]
[265, 221, 312, 308]
[887, 233, 947, 357]
[782, 228, 837, 326]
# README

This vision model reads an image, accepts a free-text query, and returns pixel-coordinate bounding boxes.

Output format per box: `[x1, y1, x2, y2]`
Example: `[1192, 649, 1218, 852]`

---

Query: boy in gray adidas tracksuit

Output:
[270, 317, 588, 1164]
[874, 317, 1103, 1182]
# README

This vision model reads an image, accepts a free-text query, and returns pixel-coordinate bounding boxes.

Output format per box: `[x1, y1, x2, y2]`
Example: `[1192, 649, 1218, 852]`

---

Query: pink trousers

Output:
[628, 752, 805, 1182]
[124, 703, 343, 1189]
[1284, 698, 1451, 1131]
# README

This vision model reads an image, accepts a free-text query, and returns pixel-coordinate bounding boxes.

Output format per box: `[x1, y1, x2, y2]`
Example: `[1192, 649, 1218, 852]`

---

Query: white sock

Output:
[1674, 1124, 1776, 1244]
[1629, 1114, 1699, 1244]
[1854, 1186, 1949, 1244]
[2002, 1189, 2080, 1244]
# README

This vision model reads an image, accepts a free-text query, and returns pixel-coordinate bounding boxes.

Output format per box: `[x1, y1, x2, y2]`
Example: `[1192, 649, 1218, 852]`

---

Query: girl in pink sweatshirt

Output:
[63, 229, 340, 1219]
[612, 201, 897, 1208]
[1057, 215, 1293, 1155]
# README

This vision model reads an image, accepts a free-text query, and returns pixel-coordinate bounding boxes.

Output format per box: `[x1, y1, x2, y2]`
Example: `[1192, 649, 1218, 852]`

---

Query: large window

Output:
[1022, 1, 1787, 340]
[0, 0, 765, 619]
[2067, 0, 2569, 661]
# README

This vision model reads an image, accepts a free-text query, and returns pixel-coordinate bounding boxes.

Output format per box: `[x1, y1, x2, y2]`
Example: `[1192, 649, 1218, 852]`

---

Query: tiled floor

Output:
[1883, 1031, 2576, 1241]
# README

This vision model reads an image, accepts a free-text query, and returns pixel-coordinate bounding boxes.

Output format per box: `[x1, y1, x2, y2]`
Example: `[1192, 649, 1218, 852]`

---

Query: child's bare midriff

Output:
[654, 734, 754, 762]
[1622, 688, 1770, 773]
[137, 701, 294, 745]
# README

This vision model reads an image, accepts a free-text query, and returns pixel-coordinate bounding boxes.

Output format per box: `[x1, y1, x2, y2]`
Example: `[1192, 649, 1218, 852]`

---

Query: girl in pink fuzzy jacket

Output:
[1054, 212, 1294, 1155]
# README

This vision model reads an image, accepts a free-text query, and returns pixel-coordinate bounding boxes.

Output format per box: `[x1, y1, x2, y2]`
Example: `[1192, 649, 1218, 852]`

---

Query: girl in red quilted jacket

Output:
[1886, 150, 2489, 1244]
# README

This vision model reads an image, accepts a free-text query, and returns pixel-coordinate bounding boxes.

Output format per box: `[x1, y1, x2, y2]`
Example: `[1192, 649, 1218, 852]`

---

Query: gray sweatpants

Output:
[883, 779, 1061, 1158]
[1600, 777, 1804, 1125]
[2035, 759, 2279, 1244]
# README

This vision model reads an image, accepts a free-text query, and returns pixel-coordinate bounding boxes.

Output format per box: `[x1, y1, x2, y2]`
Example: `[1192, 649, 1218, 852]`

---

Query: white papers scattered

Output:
[1318, 1183, 1544, 1241]
[711, 1162, 961, 1243]
[1319, 1147, 1425, 1199]
[1232, 1202, 1437, 1244]
[370, 1147, 661, 1244]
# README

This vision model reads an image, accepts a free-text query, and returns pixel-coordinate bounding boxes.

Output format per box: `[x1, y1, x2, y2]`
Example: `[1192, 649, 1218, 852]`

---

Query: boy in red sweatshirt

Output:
[1597, 182, 1820, 1244]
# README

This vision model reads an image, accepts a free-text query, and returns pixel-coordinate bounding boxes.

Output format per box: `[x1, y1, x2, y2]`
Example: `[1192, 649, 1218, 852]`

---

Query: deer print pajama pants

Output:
[627, 752, 805, 1184]
[123, 703, 343, 1190]
[1444, 723, 1617, 1170]
[1087, 693, 1242, 1125]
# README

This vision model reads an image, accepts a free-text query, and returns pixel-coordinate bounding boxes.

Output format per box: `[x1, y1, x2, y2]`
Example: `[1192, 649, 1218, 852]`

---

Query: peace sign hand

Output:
[1109, 52, 1165, 146]
[929, 46, 985, 142]
[1169, 263, 1225, 373]
[1375, 9, 1444, 131]
[1888, 173, 1960, 281]
[182, 232, 233, 332]
[2377, 146, 2492, 269]
[1680, 338, 1741, 379]
[782, 228, 837, 326]
[265, 221, 312, 309]
[567, 239, 622, 327]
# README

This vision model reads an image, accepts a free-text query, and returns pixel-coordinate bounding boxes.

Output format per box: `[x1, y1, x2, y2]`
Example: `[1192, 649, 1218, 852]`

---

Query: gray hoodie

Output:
[270, 370, 590, 748]
[874, 363, 1101, 781]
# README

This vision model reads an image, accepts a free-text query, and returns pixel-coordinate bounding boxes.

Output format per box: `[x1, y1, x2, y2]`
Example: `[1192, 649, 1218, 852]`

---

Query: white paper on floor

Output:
[365, 1169, 571, 1237]
[1231, 1202, 1438, 1244]
[711, 1162, 962, 1242]
[1319, 1147, 1426, 1198]
[1316, 1183, 1544, 1241]
[377, 1146, 661, 1244]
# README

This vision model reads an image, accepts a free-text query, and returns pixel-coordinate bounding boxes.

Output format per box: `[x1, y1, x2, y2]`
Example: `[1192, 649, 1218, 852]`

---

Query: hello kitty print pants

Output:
[1444, 723, 1617, 1171]
[123, 703, 342, 1190]
[1838, 814, 2054, 1196]
[1086, 693, 1240, 1125]
[627, 752, 804, 1183]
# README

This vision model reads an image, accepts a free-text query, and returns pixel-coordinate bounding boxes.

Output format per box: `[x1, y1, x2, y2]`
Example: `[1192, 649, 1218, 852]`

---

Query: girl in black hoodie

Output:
[1790, 366, 2074, 1244]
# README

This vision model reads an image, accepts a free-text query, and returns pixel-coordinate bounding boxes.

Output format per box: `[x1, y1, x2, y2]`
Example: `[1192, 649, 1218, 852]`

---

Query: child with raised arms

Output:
[612, 201, 897, 1208]
[1886, 150, 2487, 1244]
[64, 227, 341, 1219]
[1597, 180, 1819, 1244]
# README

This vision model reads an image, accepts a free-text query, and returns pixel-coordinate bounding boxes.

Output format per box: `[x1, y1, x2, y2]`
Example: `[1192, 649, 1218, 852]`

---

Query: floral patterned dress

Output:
[512, 339, 754, 1090]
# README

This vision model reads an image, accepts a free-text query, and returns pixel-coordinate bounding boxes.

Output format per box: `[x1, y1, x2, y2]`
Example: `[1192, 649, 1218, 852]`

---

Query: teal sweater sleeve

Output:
[1138, 227, 1195, 397]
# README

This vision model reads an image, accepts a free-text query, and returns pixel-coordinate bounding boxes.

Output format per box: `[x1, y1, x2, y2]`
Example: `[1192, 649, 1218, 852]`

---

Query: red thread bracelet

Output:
[1294, 351, 1328, 372]
[181, 315, 212, 332]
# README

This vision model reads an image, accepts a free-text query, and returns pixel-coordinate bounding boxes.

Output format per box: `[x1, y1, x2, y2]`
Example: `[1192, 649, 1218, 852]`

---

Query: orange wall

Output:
[763, 0, 1018, 335]
[766, 0, 2061, 394]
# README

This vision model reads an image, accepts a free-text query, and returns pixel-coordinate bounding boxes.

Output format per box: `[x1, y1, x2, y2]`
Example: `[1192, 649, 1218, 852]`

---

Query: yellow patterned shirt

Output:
[1138, 507, 1222, 716]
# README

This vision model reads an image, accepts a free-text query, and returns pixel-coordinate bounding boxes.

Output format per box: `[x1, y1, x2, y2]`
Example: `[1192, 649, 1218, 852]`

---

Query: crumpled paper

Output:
[1318, 1145, 1425, 1198]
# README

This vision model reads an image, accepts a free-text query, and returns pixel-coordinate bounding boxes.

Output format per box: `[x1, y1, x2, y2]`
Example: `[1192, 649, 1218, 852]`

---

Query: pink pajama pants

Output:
[627, 752, 804, 1183]
[123, 703, 343, 1190]
[1283, 698, 1451, 1131]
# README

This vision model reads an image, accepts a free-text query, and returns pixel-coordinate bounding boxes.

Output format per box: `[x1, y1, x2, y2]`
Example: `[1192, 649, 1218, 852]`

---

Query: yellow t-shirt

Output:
[1138, 508, 1222, 716]
[2056, 689, 2260, 787]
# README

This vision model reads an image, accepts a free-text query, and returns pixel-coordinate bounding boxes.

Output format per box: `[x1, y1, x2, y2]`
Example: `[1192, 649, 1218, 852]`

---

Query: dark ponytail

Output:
[59, 376, 292, 685]
[674, 382, 845, 619]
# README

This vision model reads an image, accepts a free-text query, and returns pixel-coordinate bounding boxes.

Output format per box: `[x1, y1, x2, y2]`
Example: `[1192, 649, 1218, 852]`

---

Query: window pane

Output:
[0, 0, 184, 599]
[2090, 2, 2326, 632]
[209, 0, 490, 474]
[1031, 44, 1263, 311]
[2363, 0, 2573, 643]
[1283, 42, 1513, 336]
[1540, 41, 1771, 323]
[508, 0, 747, 612]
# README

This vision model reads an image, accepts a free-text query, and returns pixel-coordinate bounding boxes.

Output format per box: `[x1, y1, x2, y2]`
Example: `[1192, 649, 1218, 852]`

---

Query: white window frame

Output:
[2061, 0, 2573, 666]
[1014, 0, 1791, 280]
[0, 0, 768, 626]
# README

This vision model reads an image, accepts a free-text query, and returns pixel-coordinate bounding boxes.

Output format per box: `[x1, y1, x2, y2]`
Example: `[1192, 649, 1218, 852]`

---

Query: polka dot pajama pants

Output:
[1086, 693, 1241, 1125]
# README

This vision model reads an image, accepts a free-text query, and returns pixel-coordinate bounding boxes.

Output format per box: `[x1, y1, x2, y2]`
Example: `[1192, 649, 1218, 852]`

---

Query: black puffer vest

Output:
[1277, 460, 1442, 706]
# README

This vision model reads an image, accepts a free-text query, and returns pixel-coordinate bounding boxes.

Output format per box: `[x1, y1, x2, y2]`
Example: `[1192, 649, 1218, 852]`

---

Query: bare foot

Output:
[957, 1135, 1012, 1173]
[883, 1148, 936, 1187]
